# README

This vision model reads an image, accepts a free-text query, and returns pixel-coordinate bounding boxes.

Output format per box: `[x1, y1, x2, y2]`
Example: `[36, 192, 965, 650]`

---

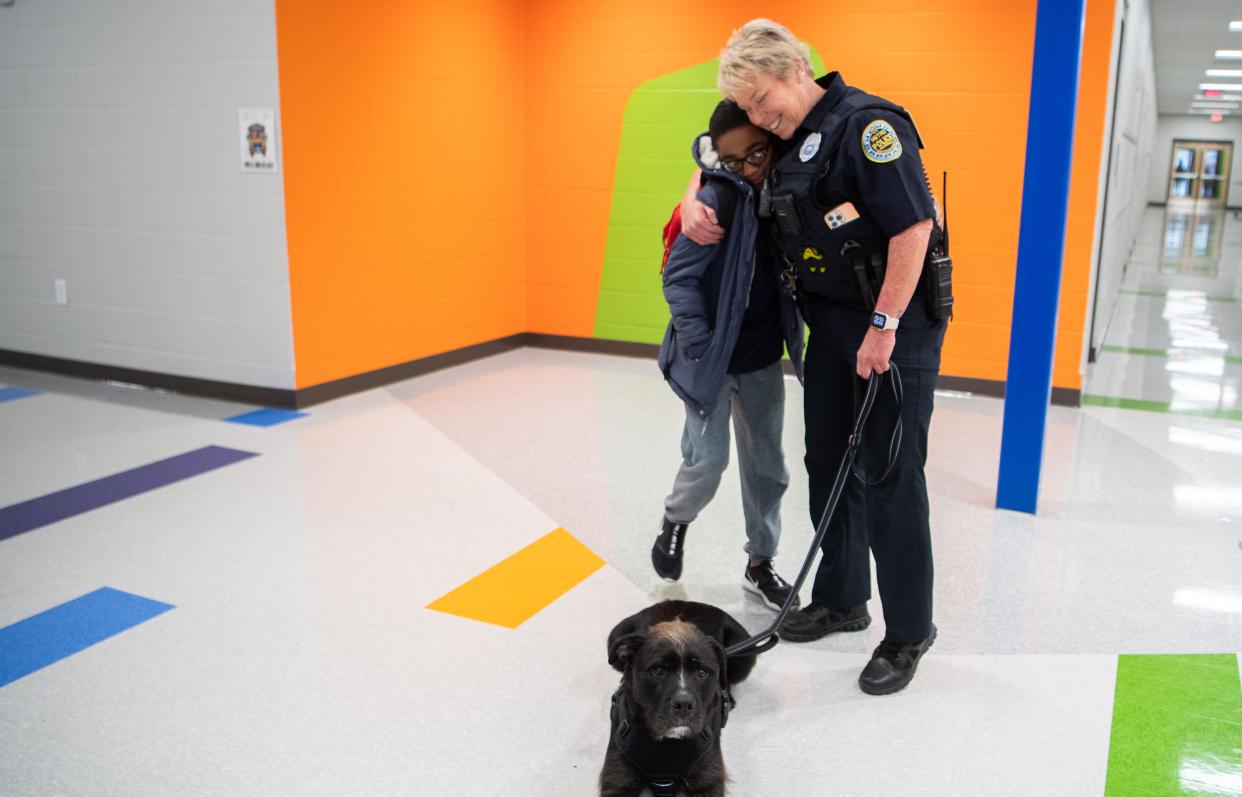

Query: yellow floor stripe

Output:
[426, 528, 605, 628]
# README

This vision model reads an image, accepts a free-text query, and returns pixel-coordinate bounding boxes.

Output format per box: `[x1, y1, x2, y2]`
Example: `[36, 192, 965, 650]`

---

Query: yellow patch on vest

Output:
[861, 119, 902, 164]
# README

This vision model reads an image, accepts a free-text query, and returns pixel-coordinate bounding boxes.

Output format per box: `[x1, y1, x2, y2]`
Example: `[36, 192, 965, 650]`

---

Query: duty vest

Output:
[767, 89, 924, 302]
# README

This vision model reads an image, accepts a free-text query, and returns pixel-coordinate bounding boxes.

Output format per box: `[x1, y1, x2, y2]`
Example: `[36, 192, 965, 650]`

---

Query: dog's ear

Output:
[608, 632, 646, 672]
[606, 608, 650, 666]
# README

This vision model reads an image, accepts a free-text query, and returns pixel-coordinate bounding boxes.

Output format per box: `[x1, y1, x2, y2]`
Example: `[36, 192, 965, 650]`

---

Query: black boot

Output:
[778, 603, 870, 642]
[651, 518, 688, 581]
[858, 624, 937, 695]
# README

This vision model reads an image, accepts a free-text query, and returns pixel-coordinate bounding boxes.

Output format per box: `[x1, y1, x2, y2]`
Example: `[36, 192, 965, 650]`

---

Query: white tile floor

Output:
[0, 205, 1240, 795]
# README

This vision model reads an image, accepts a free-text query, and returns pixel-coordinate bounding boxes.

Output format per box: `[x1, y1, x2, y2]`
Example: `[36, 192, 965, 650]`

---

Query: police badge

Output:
[799, 131, 822, 162]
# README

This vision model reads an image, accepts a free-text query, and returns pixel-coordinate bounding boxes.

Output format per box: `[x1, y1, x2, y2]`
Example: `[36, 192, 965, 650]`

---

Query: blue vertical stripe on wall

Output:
[996, 0, 1087, 514]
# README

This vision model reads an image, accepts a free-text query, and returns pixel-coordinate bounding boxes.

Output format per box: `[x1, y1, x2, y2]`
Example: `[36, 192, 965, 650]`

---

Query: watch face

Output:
[871, 312, 885, 328]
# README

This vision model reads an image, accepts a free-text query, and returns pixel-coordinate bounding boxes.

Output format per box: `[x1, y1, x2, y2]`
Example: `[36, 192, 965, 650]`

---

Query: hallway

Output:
[1087, 205, 1242, 421]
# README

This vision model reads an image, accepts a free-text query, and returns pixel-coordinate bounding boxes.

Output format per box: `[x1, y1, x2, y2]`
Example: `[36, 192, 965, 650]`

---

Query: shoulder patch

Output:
[861, 119, 902, 164]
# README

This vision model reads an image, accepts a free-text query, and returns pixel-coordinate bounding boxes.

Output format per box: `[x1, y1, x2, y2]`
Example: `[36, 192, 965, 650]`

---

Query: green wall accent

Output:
[594, 54, 823, 342]
[1105, 653, 1242, 796]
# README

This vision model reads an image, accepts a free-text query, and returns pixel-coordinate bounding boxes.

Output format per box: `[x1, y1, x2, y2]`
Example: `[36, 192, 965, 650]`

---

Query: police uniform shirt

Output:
[798, 73, 936, 240]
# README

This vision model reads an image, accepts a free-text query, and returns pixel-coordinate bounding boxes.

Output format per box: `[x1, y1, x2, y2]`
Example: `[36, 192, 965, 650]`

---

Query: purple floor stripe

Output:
[0, 445, 258, 542]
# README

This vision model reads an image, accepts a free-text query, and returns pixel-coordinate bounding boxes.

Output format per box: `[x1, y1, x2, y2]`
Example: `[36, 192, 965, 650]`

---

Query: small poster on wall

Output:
[239, 108, 278, 173]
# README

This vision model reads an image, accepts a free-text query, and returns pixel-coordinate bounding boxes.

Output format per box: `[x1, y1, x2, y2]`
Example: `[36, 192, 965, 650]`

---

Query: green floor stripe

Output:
[1105, 653, 1242, 796]
[1098, 345, 1242, 366]
[1082, 394, 1242, 422]
[1120, 288, 1241, 303]
[1100, 345, 1171, 358]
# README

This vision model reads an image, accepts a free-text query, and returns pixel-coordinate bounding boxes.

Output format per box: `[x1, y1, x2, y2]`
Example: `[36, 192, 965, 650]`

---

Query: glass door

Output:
[1169, 145, 1196, 198]
[1199, 146, 1227, 201]
[1167, 141, 1232, 206]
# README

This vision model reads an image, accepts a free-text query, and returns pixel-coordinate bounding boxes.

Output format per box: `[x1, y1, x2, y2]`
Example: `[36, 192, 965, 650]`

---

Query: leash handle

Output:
[725, 368, 888, 658]
[858, 362, 903, 486]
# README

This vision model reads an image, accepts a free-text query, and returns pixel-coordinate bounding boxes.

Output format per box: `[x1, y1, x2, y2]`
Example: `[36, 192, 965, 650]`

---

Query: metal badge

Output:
[799, 132, 822, 162]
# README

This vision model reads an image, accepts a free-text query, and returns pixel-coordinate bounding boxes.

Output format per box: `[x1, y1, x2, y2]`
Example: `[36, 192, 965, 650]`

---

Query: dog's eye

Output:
[696, 667, 711, 679]
[649, 664, 666, 676]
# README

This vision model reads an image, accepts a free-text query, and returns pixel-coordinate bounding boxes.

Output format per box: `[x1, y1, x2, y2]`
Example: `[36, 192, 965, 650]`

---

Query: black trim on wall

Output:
[0, 348, 296, 407]
[525, 333, 658, 359]
[293, 335, 527, 407]
[523, 335, 1082, 406]
[1, 334, 1081, 410]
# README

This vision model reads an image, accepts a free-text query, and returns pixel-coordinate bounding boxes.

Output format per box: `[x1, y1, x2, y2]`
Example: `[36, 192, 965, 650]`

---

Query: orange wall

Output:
[526, 0, 1115, 391]
[276, 0, 526, 389]
[1057, 0, 1116, 389]
[278, 1, 1114, 392]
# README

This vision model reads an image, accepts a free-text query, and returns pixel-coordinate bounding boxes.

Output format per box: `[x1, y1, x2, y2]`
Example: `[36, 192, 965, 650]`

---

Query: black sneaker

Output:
[858, 624, 937, 695]
[743, 560, 801, 611]
[778, 603, 871, 642]
[651, 518, 688, 581]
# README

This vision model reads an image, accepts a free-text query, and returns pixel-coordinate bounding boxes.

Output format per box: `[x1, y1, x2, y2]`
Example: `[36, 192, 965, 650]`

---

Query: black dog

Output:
[600, 601, 757, 797]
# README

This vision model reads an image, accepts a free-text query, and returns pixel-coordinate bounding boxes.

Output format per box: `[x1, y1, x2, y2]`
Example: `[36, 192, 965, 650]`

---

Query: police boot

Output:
[859, 624, 937, 695]
[651, 518, 688, 582]
[778, 603, 870, 642]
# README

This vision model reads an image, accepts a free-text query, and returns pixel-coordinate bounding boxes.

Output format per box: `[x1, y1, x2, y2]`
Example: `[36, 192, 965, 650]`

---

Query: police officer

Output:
[681, 18, 948, 695]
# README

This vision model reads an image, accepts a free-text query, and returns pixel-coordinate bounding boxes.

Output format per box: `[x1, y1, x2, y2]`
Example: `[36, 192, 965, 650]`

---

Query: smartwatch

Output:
[870, 311, 899, 332]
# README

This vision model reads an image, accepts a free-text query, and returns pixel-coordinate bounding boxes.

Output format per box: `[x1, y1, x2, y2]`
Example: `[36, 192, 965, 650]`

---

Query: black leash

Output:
[725, 363, 903, 658]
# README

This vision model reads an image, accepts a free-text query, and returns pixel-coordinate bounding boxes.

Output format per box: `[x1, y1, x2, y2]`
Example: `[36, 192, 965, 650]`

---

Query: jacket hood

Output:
[691, 131, 752, 192]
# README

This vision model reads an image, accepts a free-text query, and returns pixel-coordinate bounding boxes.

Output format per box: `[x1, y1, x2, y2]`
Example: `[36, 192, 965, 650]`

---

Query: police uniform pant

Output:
[801, 292, 946, 644]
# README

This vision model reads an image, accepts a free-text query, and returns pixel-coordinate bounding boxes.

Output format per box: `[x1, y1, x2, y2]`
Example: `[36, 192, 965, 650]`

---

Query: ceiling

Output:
[1152, 0, 1242, 114]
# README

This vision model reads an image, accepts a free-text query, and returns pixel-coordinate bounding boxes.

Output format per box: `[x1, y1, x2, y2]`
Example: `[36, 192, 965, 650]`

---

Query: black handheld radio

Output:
[925, 171, 954, 320]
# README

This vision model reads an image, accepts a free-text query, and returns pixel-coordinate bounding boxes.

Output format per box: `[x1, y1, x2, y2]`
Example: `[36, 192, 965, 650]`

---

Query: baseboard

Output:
[932, 373, 1080, 407]
[525, 336, 1081, 407]
[293, 335, 527, 407]
[0, 348, 296, 407]
[1, 336, 1082, 409]
[524, 333, 659, 359]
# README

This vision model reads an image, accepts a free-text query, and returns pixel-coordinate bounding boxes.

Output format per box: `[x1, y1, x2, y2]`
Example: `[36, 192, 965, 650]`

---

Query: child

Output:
[653, 100, 805, 610]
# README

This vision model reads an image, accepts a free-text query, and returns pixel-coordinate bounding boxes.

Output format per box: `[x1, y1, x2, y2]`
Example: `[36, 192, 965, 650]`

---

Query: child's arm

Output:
[662, 182, 730, 359]
[679, 169, 725, 245]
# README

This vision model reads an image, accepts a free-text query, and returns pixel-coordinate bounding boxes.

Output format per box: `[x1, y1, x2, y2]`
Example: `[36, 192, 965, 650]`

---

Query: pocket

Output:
[682, 330, 713, 361]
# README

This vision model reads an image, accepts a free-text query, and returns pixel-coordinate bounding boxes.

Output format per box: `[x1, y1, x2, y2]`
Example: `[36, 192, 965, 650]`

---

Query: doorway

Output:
[1167, 140, 1231, 205]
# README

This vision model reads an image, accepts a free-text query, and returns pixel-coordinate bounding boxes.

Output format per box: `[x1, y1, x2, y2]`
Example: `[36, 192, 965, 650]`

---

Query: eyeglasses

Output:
[719, 146, 769, 174]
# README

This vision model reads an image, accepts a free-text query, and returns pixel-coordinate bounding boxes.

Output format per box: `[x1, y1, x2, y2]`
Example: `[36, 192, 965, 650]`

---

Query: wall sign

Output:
[239, 108, 278, 173]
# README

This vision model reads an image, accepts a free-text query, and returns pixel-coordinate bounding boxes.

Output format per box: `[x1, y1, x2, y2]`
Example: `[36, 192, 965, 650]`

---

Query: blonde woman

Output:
[683, 19, 947, 696]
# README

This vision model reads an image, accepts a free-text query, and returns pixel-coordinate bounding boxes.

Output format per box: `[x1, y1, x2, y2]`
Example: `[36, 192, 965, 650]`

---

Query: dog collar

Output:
[609, 689, 720, 797]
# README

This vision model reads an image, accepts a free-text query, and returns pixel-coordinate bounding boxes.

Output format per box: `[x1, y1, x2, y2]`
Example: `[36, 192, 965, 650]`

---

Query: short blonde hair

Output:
[717, 18, 812, 99]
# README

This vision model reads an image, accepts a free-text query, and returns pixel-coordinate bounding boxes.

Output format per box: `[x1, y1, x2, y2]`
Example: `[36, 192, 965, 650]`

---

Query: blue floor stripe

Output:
[0, 386, 40, 403]
[0, 587, 174, 688]
[224, 407, 307, 427]
[0, 445, 258, 543]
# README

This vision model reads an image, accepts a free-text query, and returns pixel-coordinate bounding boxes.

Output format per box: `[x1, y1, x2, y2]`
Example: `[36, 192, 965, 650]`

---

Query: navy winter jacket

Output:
[657, 132, 805, 417]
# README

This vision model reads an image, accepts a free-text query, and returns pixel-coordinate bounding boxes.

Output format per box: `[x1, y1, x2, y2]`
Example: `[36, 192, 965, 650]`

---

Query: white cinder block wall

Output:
[0, 0, 294, 389]
[1087, 0, 1157, 356]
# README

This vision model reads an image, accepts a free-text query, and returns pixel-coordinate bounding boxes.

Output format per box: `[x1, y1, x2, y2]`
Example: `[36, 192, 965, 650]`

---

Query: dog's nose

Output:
[671, 691, 696, 717]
